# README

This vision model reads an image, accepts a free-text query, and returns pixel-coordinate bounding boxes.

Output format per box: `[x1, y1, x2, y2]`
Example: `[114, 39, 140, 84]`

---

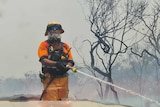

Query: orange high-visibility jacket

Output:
[38, 40, 73, 61]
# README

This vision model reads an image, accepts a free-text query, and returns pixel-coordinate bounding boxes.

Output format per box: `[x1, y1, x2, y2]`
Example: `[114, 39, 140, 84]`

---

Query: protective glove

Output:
[55, 61, 70, 75]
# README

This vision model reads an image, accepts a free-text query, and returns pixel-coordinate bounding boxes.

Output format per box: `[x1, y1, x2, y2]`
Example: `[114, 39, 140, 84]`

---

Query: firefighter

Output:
[38, 20, 75, 100]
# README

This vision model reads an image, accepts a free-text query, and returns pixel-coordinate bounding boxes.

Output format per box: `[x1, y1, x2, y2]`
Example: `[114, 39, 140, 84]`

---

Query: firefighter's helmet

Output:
[45, 20, 64, 36]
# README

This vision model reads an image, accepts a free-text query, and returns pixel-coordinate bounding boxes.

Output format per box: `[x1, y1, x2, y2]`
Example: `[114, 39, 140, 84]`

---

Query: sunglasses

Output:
[47, 24, 62, 31]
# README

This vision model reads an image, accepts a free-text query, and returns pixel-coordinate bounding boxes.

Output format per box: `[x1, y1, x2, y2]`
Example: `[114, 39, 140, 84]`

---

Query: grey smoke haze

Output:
[0, 0, 90, 78]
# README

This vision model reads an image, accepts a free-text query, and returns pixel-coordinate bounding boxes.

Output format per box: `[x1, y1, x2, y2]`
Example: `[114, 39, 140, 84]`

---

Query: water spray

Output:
[67, 66, 160, 106]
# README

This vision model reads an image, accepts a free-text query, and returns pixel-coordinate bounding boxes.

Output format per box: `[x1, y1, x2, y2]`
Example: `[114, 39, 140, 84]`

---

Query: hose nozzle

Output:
[66, 65, 77, 73]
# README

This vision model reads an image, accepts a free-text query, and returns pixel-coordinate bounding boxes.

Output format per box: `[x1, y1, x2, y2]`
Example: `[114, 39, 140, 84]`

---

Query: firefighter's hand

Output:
[54, 61, 70, 75]
[56, 61, 70, 71]
[67, 62, 73, 67]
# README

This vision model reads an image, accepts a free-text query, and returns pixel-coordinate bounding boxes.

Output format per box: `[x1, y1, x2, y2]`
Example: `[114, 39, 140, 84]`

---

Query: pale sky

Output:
[0, 0, 91, 78]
